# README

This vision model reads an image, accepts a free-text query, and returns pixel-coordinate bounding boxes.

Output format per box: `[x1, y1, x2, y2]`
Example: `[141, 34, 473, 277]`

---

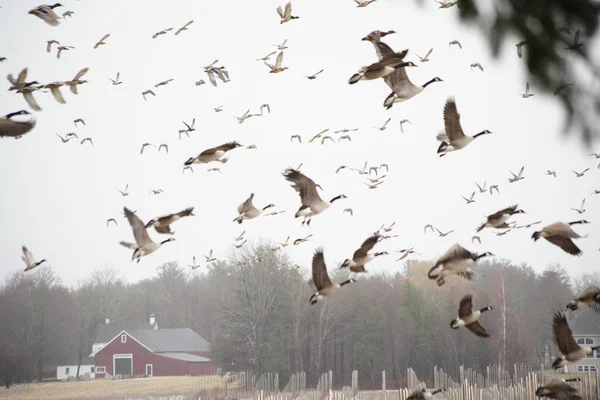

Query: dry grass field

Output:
[0, 375, 235, 400]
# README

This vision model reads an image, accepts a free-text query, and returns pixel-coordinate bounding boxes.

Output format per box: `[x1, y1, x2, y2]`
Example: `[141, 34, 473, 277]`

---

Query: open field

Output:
[0, 375, 232, 400]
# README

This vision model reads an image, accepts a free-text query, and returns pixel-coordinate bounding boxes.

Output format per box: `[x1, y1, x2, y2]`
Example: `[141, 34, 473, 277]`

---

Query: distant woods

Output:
[0, 242, 597, 389]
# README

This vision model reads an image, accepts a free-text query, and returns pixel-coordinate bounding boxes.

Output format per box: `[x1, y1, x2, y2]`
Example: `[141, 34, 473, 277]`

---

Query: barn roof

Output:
[96, 321, 155, 343]
[127, 328, 211, 352]
[157, 352, 211, 363]
[569, 308, 600, 335]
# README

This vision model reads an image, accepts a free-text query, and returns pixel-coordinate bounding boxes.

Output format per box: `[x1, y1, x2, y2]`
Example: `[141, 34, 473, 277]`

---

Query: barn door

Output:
[114, 355, 132, 376]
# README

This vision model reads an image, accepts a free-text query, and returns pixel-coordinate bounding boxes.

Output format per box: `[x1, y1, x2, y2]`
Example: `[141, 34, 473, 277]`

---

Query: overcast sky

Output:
[0, 0, 598, 286]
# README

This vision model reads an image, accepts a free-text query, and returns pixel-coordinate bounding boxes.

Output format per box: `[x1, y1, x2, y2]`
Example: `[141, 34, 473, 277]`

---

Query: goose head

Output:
[262, 204, 275, 211]
[569, 219, 589, 225]
[145, 219, 157, 228]
[531, 231, 542, 241]
[330, 194, 348, 203]
[184, 157, 195, 166]
[51, 3, 64, 8]
[552, 356, 567, 370]
[514, 209, 525, 214]
[479, 251, 494, 258]
[473, 129, 492, 138]
[341, 259, 352, 268]
[535, 387, 548, 397]
[160, 238, 176, 245]
[39, 259, 48, 265]
[450, 318, 460, 329]
[5, 110, 31, 119]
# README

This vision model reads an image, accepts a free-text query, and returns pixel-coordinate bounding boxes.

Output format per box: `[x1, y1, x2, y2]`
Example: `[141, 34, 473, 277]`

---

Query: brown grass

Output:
[0, 375, 234, 400]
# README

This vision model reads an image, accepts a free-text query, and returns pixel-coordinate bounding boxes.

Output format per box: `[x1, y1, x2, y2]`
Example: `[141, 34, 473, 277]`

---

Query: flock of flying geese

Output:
[2, 2, 599, 398]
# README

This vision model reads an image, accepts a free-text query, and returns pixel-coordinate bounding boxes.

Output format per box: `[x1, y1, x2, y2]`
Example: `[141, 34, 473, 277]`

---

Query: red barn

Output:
[94, 328, 217, 378]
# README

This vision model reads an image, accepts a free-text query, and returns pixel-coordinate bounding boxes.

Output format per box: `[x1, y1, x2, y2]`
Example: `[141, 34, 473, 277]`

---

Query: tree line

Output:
[0, 241, 597, 389]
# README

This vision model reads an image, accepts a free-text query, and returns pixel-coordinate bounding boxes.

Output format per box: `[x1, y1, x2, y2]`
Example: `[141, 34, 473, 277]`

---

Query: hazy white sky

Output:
[0, 0, 598, 286]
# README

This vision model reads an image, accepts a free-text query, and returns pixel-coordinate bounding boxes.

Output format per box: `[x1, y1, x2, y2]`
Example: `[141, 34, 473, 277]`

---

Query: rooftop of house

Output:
[96, 320, 156, 343]
[569, 308, 600, 336]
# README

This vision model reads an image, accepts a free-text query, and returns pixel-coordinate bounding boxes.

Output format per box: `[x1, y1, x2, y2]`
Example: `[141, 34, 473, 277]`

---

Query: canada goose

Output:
[305, 69, 324, 80]
[283, 168, 347, 226]
[257, 51, 277, 61]
[546, 170, 557, 177]
[7, 68, 32, 92]
[374, 118, 391, 131]
[16, 84, 44, 112]
[475, 181, 487, 193]
[489, 185, 500, 195]
[207, 167, 221, 173]
[424, 224, 434, 234]
[183, 118, 195, 133]
[396, 247, 420, 261]
[361, 30, 396, 43]
[203, 250, 217, 263]
[436, 98, 492, 156]
[93, 34, 110, 49]
[496, 228, 512, 236]
[214, 105, 223, 112]
[272, 39, 288, 50]
[508, 166, 525, 182]
[260, 103, 271, 114]
[334, 128, 359, 134]
[552, 312, 599, 369]
[378, 222, 396, 233]
[349, 59, 417, 84]
[47, 39, 60, 53]
[175, 20, 193, 35]
[449, 40, 462, 49]
[140, 143, 156, 154]
[364, 181, 383, 189]
[476, 205, 525, 232]
[56, 45, 74, 59]
[415, 48, 433, 62]
[56, 133, 73, 143]
[22, 246, 47, 272]
[234, 239, 248, 249]
[590, 153, 600, 159]
[532, 220, 589, 256]
[80, 137, 94, 147]
[515, 220, 542, 229]
[338, 135, 352, 142]
[62, 10, 73, 18]
[521, 82, 534, 98]
[450, 294, 493, 338]
[142, 90, 156, 100]
[152, 28, 173, 39]
[65, 132, 78, 140]
[535, 378, 581, 399]
[321, 136, 334, 145]
[28, 3, 63, 26]
[148, 189, 163, 195]
[277, 2, 299, 24]
[64, 68, 89, 94]
[471, 236, 481, 244]
[267, 210, 286, 216]
[234, 110, 252, 124]
[0, 57, 7, 62]
[185, 141, 242, 165]
[109, 72, 122, 85]
[309, 129, 330, 143]
[436, 0, 457, 8]
[436, 227, 454, 237]
[233, 193, 275, 224]
[154, 78, 174, 88]
[567, 284, 600, 313]
[206, 67, 229, 86]
[188, 256, 201, 270]
[470, 63, 484, 71]
[343, 208, 353, 216]
[73, 118, 85, 127]
[120, 207, 175, 263]
[106, 218, 117, 227]
[265, 51, 289, 73]
[340, 234, 388, 273]
[369, 166, 378, 176]
[399, 119, 411, 133]
[354, 0, 377, 7]
[572, 168, 589, 177]
[565, 29, 583, 50]
[278, 236, 290, 247]
[195, 79, 206, 86]
[43, 81, 67, 104]
[183, 166, 194, 174]
[594, 189, 600, 195]
[158, 144, 168, 153]
[145, 207, 194, 234]
[515, 40, 527, 58]
[570, 198, 586, 214]
[290, 135, 302, 143]
[117, 184, 129, 196]
[406, 388, 445, 400]
[462, 192, 476, 204]
[428, 244, 493, 286]
[367, 175, 386, 183]
[0, 110, 36, 138]
[309, 249, 356, 305]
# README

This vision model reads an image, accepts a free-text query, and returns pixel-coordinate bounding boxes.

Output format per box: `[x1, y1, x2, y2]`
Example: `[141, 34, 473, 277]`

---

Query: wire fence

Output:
[194, 365, 600, 400]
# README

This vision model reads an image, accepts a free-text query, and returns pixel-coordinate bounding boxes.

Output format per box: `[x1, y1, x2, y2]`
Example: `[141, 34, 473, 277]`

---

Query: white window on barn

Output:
[121, 334, 127, 343]
[96, 366, 106, 374]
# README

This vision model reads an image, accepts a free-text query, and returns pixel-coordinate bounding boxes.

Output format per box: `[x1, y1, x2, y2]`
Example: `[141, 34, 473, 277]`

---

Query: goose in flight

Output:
[109, 72, 122, 85]
[152, 28, 173, 39]
[154, 78, 174, 88]
[546, 170, 557, 177]
[257, 51, 277, 61]
[309, 249, 356, 305]
[475, 181, 487, 193]
[450, 295, 492, 338]
[283, 168, 347, 226]
[399, 119, 411, 133]
[489, 185, 500, 195]
[470, 63, 484, 71]
[343, 208, 353, 216]
[106, 218, 117, 227]
[515, 220, 542, 229]
[29, 3, 63, 26]
[293, 234, 313, 246]
[406, 388, 445, 400]
[462, 192, 476, 204]
[348, 59, 417, 84]
[436, 0, 457, 8]
[309, 129, 330, 143]
[535, 378, 581, 399]
[93, 34, 110, 49]
[41, 81, 66, 104]
[140, 143, 156, 154]
[183, 118, 195, 132]
[520, 82, 534, 98]
[476, 205, 525, 232]
[116, 184, 129, 196]
[415, 48, 433, 62]
[572, 168, 589, 177]
[158, 144, 168, 153]
[508, 166, 525, 183]
[22, 246, 47, 272]
[184, 141, 242, 165]
[305, 69, 324, 80]
[449, 40, 462, 49]
[142, 90, 156, 100]
[374, 118, 391, 131]
[277, 2, 299, 24]
[47, 39, 60, 53]
[0, 111, 36, 138]
[436, 98, 492, 156]
[396, 247, 420, 261]
[64, 68, 89, 94]
[80, 137, 94, 147]
[120, 208, 175, 263]
[428, 243, 493, 286]
[175, 20, 194, 35]
[290, 134, 301, 143]
[188, 256, 201, 270]
[551, 312, 599, 369]
[265, 51, 289, 73]
[272, 39, 288, 50]
[56, 133, 73, 143]
[570, 198, 586, 214]
[436, 227, 454, 237]
[145, 207, 195, 234]
[354, 0, 377, 7]
[532, 220, 589, 256]
[233, 193, 275, 224]
[203, 250, 217, 263]
[73, 118, 85, 127]
[340, 234, 388, 273]
[149, 189, 163, 195]
[515, 40, 527, 58]
[567, 284, 600, 313]
[56, 45, 74, 59]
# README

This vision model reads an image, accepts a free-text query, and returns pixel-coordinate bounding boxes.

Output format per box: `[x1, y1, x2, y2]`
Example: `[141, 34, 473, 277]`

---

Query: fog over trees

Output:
[0, 241, 597, 389]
